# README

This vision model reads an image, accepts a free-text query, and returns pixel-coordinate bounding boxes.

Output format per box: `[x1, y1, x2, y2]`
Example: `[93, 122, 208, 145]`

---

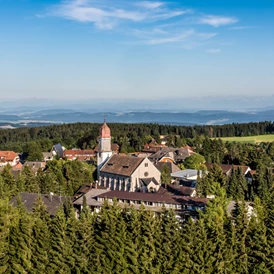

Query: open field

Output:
[217, 134, 274, 144]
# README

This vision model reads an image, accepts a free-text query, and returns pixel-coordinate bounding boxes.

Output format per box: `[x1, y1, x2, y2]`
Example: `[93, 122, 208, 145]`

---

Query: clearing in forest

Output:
[215, 134, 274, 144]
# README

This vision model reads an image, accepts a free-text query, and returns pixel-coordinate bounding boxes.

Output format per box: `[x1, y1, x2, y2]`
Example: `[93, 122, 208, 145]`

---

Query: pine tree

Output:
[156, 209, 183, 274]
[230, 201, 249, 274]
[31, 195, 50, 273]
[246, 197, 269, 273]
[7, 198, 33, 273]
[47, 207, 72, 273]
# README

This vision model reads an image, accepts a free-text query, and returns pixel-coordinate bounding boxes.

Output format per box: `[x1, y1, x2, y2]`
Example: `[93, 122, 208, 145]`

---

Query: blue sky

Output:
[0, 0, 273, 101]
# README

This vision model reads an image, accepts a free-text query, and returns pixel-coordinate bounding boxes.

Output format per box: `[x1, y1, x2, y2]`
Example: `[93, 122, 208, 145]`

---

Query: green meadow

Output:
[216, 134, 274, 144]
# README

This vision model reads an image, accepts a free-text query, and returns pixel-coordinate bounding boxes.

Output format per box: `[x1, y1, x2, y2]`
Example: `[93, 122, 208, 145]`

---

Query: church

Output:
[97, 121, 161, 192]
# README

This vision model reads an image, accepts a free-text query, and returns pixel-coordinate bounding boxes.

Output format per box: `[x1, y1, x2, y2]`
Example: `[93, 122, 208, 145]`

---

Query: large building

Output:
[99, 154, 161, 192]
[96, 121, 161, 192]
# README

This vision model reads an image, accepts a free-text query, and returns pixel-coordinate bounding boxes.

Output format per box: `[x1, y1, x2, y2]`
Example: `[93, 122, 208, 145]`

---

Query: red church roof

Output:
[100, 120, 111, 138]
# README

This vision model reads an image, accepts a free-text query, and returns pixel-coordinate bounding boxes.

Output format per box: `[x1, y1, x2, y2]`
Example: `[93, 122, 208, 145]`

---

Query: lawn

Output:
[216, 134, 274, 144]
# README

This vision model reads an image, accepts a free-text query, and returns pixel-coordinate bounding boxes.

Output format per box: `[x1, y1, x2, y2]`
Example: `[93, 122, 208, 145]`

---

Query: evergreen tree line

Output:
[0, 160, 96, 199]
[193, 137, 274, 169]
[1, 188, 274, 274]
[197, 162, 274, 203]
[1, 121, 274, 153]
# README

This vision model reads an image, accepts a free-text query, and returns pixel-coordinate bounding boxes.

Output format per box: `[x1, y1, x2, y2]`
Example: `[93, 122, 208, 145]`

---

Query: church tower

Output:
[97, 120, 113, 177]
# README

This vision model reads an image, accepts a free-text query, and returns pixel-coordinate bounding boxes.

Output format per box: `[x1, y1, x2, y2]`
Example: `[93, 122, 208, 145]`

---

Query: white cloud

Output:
[46, 0, 189, 30]
[135, 1, 164, 9]
[146, 30, 194, 44]
[200, 15, 238, 27]
[206, 48, 221, 53]
[197, 32, 218, 40]
[229, 26, 257, 30]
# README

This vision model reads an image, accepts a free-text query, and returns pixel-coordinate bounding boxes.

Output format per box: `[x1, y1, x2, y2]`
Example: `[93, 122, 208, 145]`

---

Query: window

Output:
[145, 163, 148, 167]
[144, 172, 149, 177]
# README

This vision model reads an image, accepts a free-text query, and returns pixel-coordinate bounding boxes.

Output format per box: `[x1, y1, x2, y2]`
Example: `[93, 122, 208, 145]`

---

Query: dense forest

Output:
[0, 160, 96, 198]
[1, 121, 274, 170]
[2, 121, 274, 273]
[1, 121, 274, 153]
[1, 186, 274, 273]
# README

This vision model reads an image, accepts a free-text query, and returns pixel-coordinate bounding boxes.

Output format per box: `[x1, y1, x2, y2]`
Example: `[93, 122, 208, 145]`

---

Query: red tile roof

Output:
[0, 151, 18, 162]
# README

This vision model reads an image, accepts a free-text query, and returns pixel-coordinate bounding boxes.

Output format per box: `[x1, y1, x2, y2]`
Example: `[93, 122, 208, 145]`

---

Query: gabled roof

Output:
[139, 177, 159, 186]
[155, 162, 181, 174]
[167, 184, 196, 196]
[205, 163, 251, 175]
[148, 147, 194, 163]
[10, 192, 67, 216]
[52, 144, 64, 158]
[0, 151, 18, 162]
[100, 154, 145, 177]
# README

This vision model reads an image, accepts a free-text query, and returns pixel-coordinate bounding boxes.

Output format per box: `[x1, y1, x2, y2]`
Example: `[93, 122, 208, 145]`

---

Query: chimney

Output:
[49, 192, 54, 202]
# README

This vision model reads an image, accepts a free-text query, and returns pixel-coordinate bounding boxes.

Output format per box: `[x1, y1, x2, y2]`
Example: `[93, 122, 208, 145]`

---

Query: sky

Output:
[0, 0, 273, 101]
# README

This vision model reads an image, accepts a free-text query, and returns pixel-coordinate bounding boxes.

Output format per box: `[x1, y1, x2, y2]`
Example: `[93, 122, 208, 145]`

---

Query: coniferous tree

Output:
[7, 198, 33, 273]
[31, 195, 50, 273]
[231, 201, 249, 274]
[246, 197, 269, 273]
[47, 207, 72, 274]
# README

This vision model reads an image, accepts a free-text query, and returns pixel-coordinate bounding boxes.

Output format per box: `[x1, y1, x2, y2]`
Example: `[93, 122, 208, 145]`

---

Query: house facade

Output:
[99, 154, 161, 192]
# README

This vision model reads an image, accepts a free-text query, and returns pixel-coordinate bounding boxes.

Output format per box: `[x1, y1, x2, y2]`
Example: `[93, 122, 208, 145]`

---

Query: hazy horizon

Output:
[2, 95, 274, 113]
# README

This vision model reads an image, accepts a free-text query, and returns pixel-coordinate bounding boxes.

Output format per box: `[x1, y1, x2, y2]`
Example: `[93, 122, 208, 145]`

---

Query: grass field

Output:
[216, 134, 274, 144]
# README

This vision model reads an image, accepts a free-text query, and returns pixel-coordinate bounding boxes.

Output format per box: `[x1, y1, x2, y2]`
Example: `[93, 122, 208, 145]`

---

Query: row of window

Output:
[97, 197, 202, 211]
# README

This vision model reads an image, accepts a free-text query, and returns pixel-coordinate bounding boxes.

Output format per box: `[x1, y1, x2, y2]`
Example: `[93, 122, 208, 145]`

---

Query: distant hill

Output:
[0, 109, 274, 128]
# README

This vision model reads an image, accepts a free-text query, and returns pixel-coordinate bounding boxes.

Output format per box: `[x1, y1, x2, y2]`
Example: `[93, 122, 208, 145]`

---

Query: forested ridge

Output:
[1, 121, 274, 152]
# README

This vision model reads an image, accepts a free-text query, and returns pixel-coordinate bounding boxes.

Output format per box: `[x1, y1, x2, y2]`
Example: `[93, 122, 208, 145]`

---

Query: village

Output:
[1, 120, 256, 220]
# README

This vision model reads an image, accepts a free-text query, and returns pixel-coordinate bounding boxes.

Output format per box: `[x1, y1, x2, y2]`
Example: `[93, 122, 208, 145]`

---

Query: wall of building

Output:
[131, 158, 161, 192]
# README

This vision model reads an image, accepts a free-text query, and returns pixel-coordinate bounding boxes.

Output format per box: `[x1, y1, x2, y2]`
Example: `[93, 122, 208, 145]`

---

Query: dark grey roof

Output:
[53, 144, 64, 158]
[139, 177, 159, 186]
[10, 192, 68, 216]
[149, 147, 192, 163]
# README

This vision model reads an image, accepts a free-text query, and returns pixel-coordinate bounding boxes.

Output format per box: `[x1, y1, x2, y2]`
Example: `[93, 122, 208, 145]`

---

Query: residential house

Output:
[23, 161, 46, 174]
[205, 163, 253, 181]
[148, 147, 194, 164]
[42, 152, 54, 162]
[0, 151, 20, 167]
[63, 149, 96, 161]
[51, 144, 65, 158]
